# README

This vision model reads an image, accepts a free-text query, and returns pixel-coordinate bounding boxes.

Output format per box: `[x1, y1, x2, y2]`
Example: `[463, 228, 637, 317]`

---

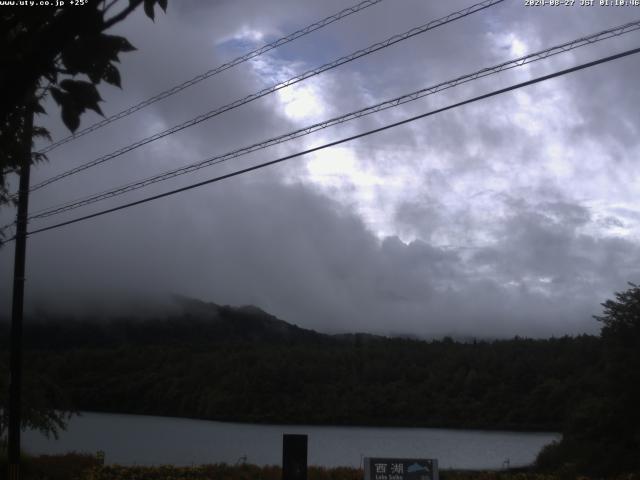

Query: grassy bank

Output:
[2, 454, 640, 480]
[0, 452, 101, 480]
[86, 465, 640, 480]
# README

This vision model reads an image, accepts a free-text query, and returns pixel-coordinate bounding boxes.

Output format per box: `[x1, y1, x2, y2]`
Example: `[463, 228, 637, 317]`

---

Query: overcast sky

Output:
[1, 0, 640, 338]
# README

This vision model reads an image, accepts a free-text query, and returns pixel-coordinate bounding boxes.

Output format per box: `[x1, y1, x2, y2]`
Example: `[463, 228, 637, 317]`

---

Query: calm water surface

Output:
[23, 412, 560, 469]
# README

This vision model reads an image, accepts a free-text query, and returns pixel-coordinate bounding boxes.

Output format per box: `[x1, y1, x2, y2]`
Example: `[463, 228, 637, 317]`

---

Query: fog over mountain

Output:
[1, 0, 640, 338]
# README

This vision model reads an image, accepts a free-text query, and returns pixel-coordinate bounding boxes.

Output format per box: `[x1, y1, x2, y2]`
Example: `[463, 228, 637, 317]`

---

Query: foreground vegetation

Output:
[2, 454, 640, 480]
[1, 283, 639, 476]
[79, 464, 640, 480]
[0, 452, 101, 480]
[0, 304, 603, 432]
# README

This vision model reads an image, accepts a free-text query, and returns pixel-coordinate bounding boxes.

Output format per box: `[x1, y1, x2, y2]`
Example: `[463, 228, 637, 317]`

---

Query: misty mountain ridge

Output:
[0, 295, 610, 435]
[0, 294, 516, 349]
[0, 295, 344, 349]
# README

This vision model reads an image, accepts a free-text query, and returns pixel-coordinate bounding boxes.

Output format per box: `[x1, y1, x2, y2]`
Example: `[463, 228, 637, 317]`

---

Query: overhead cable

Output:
[26, 0, 504, 194]
[37, 0, 387, 155]
[22, 45, 640, 238]
[25, 19, 640, 221]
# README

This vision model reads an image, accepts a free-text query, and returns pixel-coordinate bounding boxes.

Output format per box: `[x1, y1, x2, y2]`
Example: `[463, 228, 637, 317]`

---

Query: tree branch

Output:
[104, 0, 144, 29]
[103, 0, 120, 13]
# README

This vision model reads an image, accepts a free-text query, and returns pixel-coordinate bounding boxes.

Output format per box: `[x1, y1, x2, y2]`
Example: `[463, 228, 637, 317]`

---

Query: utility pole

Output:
[8, 98, 34, 480]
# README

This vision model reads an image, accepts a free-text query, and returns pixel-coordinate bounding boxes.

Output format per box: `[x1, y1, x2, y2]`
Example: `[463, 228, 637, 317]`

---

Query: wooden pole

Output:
[8, 99, 34, 480]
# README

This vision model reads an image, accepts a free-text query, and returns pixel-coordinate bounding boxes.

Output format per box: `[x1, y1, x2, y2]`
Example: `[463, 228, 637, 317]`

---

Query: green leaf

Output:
[61, 103, 81, 132]
[102, 64, 122, 88]
[59, 79, 104, 115]
[144, 0, 155, 20]
[86, 65, 103, 84]
[50, 87, 82, 131]
[61, 42, 86, 74]
[113, 35, 136, 53]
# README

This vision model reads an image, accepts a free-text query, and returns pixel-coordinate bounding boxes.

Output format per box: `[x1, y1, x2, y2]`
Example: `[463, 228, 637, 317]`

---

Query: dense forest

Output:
[1, 288, 639, 475]
[0, 297, 601, 431]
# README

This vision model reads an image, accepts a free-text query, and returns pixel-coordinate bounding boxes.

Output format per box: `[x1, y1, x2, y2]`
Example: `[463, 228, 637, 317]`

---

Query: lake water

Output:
[23, 412, 560, 470]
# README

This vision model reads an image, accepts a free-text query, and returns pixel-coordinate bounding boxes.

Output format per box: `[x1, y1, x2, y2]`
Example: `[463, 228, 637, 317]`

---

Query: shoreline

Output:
[5, 455, 634, 480]
[74, 410, 562, 435]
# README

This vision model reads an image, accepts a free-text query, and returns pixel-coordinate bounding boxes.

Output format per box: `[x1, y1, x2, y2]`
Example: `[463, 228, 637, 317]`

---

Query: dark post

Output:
[8, 100, 34, 480]
[282, 434, 307, 480]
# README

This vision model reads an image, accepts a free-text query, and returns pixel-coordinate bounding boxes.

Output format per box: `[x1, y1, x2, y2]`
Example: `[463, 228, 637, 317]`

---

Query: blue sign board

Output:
[364, 458, 438, 480]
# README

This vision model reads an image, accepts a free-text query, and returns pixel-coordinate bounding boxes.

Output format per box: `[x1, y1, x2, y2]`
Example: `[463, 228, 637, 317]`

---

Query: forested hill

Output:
[0, 297, 602, 432]
[0, 296, 328, 349]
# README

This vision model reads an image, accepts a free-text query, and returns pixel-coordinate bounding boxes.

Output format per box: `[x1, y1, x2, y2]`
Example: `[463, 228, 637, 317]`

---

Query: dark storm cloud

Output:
[3, 178, 632, 338]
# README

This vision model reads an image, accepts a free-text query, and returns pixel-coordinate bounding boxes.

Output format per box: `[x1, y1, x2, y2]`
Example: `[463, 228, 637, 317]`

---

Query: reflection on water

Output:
[23, 412, 560, 469]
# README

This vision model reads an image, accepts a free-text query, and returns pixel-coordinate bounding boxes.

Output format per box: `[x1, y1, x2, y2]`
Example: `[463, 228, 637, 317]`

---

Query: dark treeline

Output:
[0, 300, 602, 432]
[3, 289, 639, 476]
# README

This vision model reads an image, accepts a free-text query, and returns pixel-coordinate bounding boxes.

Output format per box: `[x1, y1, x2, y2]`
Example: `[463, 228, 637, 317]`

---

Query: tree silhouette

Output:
[593, 282, 640, 469]
[0, 0, 168, 208]
[537, 282, 640, 475]
[0, 0, 168, 437]
[0, 360, 74, 452]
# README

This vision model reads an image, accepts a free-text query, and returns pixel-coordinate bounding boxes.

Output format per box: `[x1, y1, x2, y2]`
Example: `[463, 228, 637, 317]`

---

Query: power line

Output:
[25, 19, 640, 221]
[25, 0, 504, 194]
[23, 45, 640, 239]
[36, 0, 387, 155]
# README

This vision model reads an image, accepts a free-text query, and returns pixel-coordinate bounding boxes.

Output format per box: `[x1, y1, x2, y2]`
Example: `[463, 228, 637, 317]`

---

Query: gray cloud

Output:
[2, 0, 640, 339]
[3, 178, 635, 338]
